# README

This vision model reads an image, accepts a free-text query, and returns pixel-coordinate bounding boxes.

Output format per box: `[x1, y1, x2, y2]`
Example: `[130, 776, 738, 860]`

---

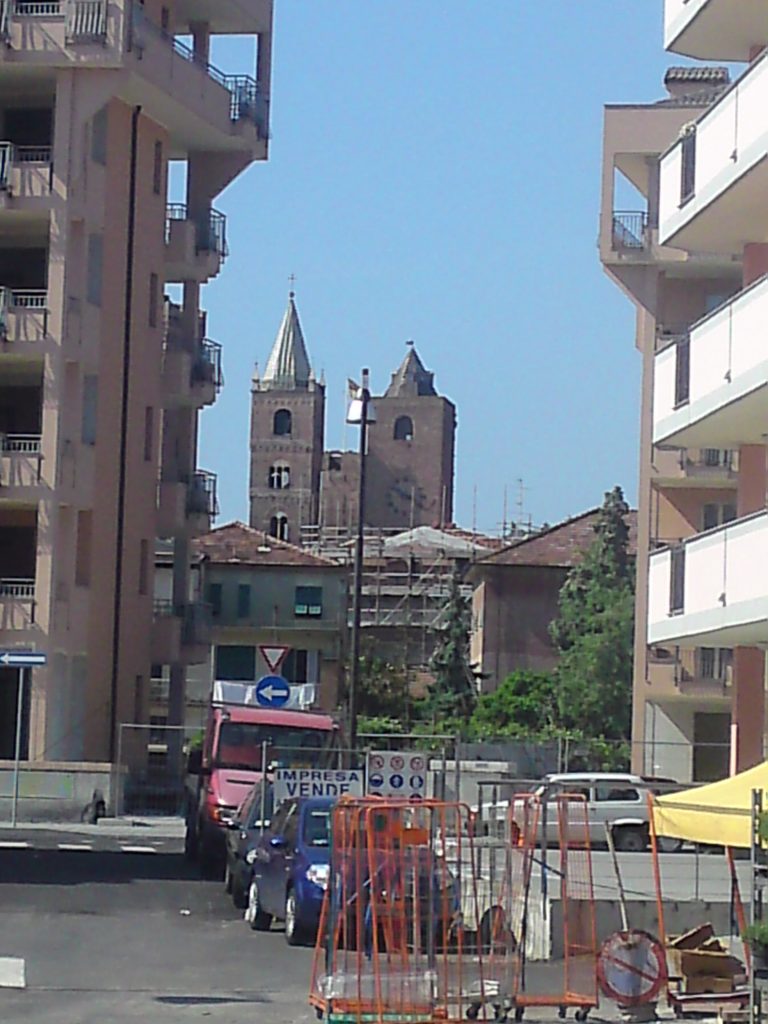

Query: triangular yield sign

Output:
[259, 645, 290, 673]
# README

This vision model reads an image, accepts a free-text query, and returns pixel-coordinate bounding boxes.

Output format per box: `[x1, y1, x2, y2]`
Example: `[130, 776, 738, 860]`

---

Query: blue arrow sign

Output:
[255, 675, 291, 708]
[0, 651, 46, 668]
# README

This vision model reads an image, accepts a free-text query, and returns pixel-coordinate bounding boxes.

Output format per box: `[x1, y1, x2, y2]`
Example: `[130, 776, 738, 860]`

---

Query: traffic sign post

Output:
[258, 645, 290, 674]
[365, 750, 428, 799]
[2, 651, 47, 828]
[254, 675, 291, 709]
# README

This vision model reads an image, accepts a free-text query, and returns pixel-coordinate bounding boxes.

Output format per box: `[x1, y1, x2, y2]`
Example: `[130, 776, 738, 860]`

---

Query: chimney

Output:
[664, 66, 730, 99]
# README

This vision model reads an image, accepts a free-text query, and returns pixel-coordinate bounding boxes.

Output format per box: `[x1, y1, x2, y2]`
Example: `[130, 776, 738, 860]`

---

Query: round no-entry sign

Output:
[597, 930, 667, 1007]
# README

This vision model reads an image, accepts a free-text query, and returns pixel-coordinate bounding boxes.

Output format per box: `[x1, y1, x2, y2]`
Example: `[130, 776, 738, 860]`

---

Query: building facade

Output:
[602, 5, 768, 780]
[0, 0, 273, 763]
[248, 297, 456, 539]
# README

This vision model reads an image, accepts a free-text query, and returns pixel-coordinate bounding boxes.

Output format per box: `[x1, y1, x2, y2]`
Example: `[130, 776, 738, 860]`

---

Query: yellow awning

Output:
[652, 761, 768, 849]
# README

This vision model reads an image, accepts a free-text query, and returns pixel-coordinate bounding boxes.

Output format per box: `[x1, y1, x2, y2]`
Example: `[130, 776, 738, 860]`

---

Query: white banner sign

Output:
[274, 768, 364, 805]
[366, 750, 427, 798]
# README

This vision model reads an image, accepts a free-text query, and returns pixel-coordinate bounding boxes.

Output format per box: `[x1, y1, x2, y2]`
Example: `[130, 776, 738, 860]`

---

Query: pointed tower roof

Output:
[385, 341, 437, 398]
[262, 293, 312, 390]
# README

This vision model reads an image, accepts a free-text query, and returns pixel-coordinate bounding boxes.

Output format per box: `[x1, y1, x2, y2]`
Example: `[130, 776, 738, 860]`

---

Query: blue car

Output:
[245, 796, 333, 945]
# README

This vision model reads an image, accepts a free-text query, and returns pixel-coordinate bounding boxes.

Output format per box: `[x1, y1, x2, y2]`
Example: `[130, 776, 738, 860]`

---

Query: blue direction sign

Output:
[0, 651, 46, 668]
[255, 675, 291, 708]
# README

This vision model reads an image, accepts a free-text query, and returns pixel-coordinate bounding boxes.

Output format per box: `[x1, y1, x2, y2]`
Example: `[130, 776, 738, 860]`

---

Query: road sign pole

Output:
[11, 667, 27, 828]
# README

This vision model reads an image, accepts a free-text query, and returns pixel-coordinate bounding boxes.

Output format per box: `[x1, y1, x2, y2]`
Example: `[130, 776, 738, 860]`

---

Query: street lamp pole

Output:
[348, 368, 371, 755]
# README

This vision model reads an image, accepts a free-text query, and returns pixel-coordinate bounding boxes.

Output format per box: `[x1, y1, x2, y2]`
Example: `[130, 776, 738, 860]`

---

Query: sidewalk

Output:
[0, 816, 185, 840]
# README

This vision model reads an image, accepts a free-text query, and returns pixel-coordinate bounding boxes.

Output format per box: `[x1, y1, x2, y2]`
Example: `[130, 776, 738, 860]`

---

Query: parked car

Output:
[224, 780, 274, 909]
[245, 796, 334, 945]
[528, 772, 684, 852]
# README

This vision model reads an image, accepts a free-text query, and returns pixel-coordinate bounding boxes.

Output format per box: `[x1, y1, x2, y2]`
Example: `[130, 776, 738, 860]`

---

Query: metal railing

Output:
[0, 578, 35, 600]
[186, 470, 218, 518]
[1, 434, 42, 455]
[165, 204, 228, 262]
[130, 7, 266, 133]
[66, 0, 106, 40]
[191, 338, 222, 391]
[612, 210, 649, 250]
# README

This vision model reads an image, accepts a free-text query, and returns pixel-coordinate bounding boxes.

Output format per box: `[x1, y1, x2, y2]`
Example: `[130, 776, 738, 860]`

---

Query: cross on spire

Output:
[288, 272, 296, 298]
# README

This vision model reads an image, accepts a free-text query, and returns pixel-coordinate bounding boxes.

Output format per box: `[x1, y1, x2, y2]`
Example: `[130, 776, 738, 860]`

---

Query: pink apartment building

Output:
[0, 0, 272, 766]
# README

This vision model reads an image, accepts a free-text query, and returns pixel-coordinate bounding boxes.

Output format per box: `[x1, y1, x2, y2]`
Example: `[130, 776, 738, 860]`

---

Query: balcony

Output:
[151, 599, 181, 664]
[124, 7, 268, 155]
[664, 0, 766, 61]
[0, 289, 47, 345]
[659, 51, 768, 254]
[653, 275, 768, 448]
[186, 470, 217, 535]
[652, 446, 739, 488]
[0, 144, 52, 214]
[165, 204, 228, 284]
[648, 509, 768, 647]
[162, 336, 221, 408]
[0, 434, 43, 497]
[0, 576, 35, 630]
[648, 644, 733, 701]
[0, 0, 111, 50]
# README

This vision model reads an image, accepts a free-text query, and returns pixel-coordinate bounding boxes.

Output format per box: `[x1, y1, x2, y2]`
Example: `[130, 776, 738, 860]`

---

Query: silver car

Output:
[532, 772, 682, 852]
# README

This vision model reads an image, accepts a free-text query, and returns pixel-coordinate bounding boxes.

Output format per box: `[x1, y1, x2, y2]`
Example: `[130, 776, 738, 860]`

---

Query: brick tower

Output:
[249, 293, 325, 542]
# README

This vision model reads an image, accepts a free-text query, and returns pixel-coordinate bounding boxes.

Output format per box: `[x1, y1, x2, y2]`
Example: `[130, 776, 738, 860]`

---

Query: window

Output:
[669, 544, 685, 614]
[702, 448, 731, 468]
[303, 808, 331, 848]
[295, 586, 322, 618]
[699, 647, 733, 681]
[91, 107, 107, 166]
[394, 415, 414, 441]
[139, 539, 149, 595]
[81, 374, 98, 445]
[87, 233, 103, 306]
[160, 6, 170, 33]
[283, 649, 309, 684]
[273, 409, 292, 436]
[594, 786, 640, 802]
[328, 452, 342, 471]
[680, 126, 696, 204]
[75, 510, 92, 587]
[268, 464, 290, 490]
[148, 272, 159, 327]
[143, 406, 154, 462]
[703, 503, 738, 531]
[153, 140, 163, 194]
[215, 644, 256, 681]
[269, 514, 289, 542]
[237, 584, 251, 618]
[207, 582, 223, 617]
[674, 335, 690, 407]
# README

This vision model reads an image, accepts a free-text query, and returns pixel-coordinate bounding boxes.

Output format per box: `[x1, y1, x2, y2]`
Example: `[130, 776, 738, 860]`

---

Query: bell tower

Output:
[248, 293, 325, 542]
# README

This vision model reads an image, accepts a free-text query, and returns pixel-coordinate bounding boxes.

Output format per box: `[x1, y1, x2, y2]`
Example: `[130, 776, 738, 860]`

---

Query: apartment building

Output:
[602, 3, 768, 781]
[0, 0, 272, 765]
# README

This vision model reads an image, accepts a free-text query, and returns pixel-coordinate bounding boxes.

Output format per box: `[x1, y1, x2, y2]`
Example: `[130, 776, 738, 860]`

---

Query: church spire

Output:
[385, 340, 437, 397]
[261, 291, 313, 390]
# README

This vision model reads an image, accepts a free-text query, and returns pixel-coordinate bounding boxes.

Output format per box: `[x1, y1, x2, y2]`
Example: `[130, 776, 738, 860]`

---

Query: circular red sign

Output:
[597, 930, 667, 1007]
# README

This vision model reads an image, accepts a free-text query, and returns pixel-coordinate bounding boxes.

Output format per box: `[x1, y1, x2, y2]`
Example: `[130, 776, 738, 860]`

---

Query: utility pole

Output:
[348, 369, 372, 754]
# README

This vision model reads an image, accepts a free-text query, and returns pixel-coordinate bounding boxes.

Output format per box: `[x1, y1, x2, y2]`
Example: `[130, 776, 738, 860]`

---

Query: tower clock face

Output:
[386, 475, 428, 518]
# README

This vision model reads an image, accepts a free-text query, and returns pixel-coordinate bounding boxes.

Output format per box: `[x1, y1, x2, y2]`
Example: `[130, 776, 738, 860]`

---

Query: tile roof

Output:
[193, 521, 342, 568]
[475, 508, 638, 569]
[664, 66, 730, 83]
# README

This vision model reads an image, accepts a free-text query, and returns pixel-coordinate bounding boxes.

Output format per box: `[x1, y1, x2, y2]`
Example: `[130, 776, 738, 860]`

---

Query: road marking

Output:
[120, 845, 157, 854]
[0, 958, 26, 989]
[0, 841, 30, 849]
[58, 843, 93, 851]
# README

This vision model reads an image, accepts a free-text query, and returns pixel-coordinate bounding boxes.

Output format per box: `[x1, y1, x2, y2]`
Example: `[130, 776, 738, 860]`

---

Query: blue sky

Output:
[190, 1, 689, 536]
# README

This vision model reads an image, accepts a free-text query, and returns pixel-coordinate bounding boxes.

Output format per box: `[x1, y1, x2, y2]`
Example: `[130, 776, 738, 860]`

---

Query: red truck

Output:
[184, 701, 339, 877]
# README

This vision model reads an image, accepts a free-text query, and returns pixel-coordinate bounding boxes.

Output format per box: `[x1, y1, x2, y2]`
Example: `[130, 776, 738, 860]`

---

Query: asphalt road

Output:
[0, 836, 317, 1023]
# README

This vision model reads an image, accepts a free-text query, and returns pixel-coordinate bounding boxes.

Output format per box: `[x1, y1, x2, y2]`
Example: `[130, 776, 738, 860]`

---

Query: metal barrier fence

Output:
[114, 723, 198, 817]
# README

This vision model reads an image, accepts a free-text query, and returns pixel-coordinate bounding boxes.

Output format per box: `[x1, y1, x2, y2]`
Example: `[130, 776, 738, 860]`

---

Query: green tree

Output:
[550, 486, 634, 741]
[426, 571, 477, 724]
[470, 670, 559, 738]
[356, 643, 410, 722]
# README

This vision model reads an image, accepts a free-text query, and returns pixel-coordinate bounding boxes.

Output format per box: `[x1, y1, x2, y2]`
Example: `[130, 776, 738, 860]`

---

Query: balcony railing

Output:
[187, 470, 218, 518]
[1, 434, 42, 455]
[612, 210, 649, 250]
[191, 338, 222, 391]
[0, 143, 53, 191]
[130, 7, 267, 135]
[8, 289, 47, 309]
[0, 577, 35, 600]
[5, 0, 107, 40]
[165, 204, 228, 261]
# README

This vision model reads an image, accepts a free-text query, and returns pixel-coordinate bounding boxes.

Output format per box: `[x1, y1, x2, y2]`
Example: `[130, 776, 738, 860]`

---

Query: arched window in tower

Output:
[393, 415, 414, 441]
[268, 464, 291, 490]
[269, 513, 289, 542]
[273, 409, 292, 436]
